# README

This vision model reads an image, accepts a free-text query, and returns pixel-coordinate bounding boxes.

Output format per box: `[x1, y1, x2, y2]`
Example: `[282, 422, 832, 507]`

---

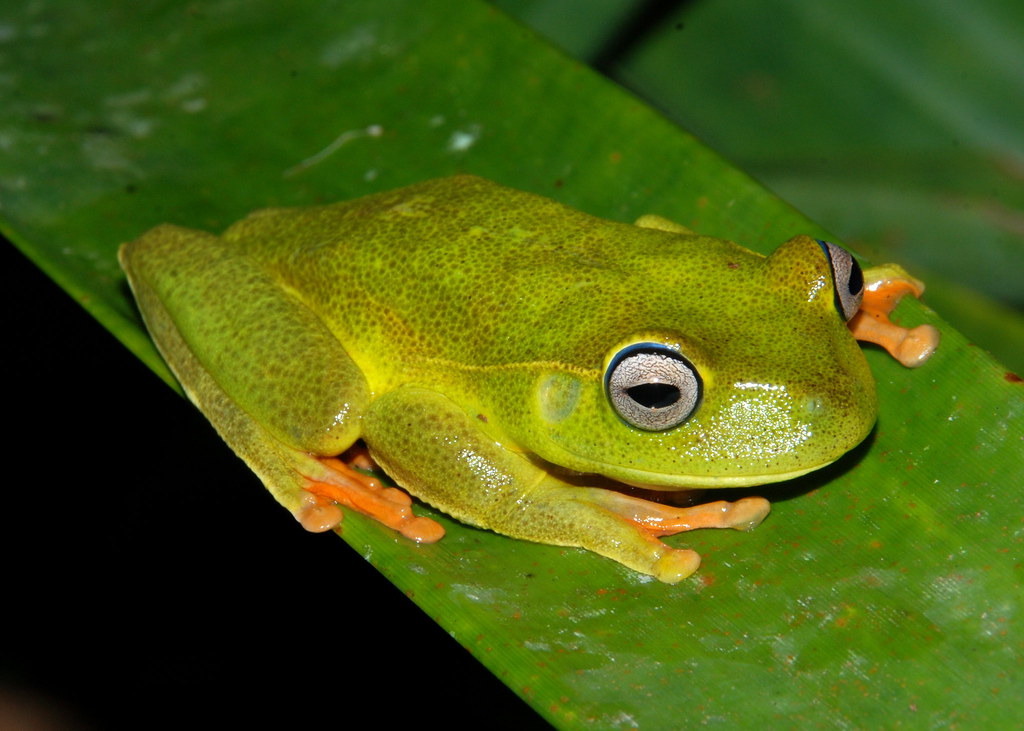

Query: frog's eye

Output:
[817, 240, 864, 322]
[606, 344, 702, 431]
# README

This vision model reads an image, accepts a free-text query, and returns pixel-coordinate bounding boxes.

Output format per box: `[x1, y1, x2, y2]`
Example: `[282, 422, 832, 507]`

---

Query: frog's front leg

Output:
[119, 226, 443, 542]
[583, 490, 770, 537]
[363, 387, 768, 583]
[849, 264, 940, 367]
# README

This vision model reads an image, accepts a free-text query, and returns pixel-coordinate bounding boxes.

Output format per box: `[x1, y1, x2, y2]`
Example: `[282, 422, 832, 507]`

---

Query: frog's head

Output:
[527, 235, 877, 490]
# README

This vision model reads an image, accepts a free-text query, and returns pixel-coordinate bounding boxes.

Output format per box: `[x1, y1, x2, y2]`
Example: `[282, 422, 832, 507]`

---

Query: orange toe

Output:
[298, 454, 445, 543]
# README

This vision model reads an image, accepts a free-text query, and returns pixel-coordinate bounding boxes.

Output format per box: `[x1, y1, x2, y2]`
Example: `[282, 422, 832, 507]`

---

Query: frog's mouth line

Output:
[536, 452, 833, 491]
[609, 462, 828, 491]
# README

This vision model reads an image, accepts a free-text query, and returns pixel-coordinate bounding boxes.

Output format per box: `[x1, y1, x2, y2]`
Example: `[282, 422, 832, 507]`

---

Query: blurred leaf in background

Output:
[497, 0, 1024, 372]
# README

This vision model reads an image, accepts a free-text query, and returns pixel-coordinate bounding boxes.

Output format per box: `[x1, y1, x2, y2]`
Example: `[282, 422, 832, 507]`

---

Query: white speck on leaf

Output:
[181, 98, 207, 113]
[320, 26, 378, 68]
[285, 124, 382, 176]
[447, 124, 481, 153]
[163, 73, 207, 101]
[108, 110, 155, 138]
[81, 135, 139, 175]
[105, 89, 152, 108]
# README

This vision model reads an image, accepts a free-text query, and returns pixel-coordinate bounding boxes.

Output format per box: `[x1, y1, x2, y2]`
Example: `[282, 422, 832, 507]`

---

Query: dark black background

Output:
[4, 241, 547, 729]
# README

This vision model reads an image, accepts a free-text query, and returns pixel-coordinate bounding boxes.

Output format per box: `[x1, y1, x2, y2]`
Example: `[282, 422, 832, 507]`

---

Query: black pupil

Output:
[626, 383, 681, 409]
[848, 258, 864, 296]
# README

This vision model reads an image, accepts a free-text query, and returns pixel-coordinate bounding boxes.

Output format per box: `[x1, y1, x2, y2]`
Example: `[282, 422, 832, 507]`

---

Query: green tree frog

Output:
[119, 175, 938, 583]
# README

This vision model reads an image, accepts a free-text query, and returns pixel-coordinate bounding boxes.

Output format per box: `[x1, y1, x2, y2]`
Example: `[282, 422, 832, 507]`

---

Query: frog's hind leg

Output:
[299, 453, 445, 543]
[120, 225, 443, 542]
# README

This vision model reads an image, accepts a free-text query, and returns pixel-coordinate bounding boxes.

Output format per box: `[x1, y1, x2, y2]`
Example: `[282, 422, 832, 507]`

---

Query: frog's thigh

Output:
[362, 387, 701, 583]
[121, 226, 369, 512]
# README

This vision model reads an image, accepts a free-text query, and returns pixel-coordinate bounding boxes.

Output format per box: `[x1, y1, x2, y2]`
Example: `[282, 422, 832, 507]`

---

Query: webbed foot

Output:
[295, 450, 445, 543]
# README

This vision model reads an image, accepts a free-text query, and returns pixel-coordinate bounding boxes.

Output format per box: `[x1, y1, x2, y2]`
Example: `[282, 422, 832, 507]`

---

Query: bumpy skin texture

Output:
[119, 175, 881, 583]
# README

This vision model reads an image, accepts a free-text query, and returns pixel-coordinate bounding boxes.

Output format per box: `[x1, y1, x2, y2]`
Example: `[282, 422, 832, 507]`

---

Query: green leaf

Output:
[4, 1, 1021, 727]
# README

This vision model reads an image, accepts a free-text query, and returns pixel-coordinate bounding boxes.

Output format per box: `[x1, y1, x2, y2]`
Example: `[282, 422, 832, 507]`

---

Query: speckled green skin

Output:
[120, 175, 877, 581]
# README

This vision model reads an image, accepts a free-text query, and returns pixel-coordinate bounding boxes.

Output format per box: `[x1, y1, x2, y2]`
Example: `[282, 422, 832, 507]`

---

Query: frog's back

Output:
[223, 176, 755, 369]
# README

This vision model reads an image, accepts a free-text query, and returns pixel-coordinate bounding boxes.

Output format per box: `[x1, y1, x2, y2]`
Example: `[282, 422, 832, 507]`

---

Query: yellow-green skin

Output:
[120, 175, 876, 580]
